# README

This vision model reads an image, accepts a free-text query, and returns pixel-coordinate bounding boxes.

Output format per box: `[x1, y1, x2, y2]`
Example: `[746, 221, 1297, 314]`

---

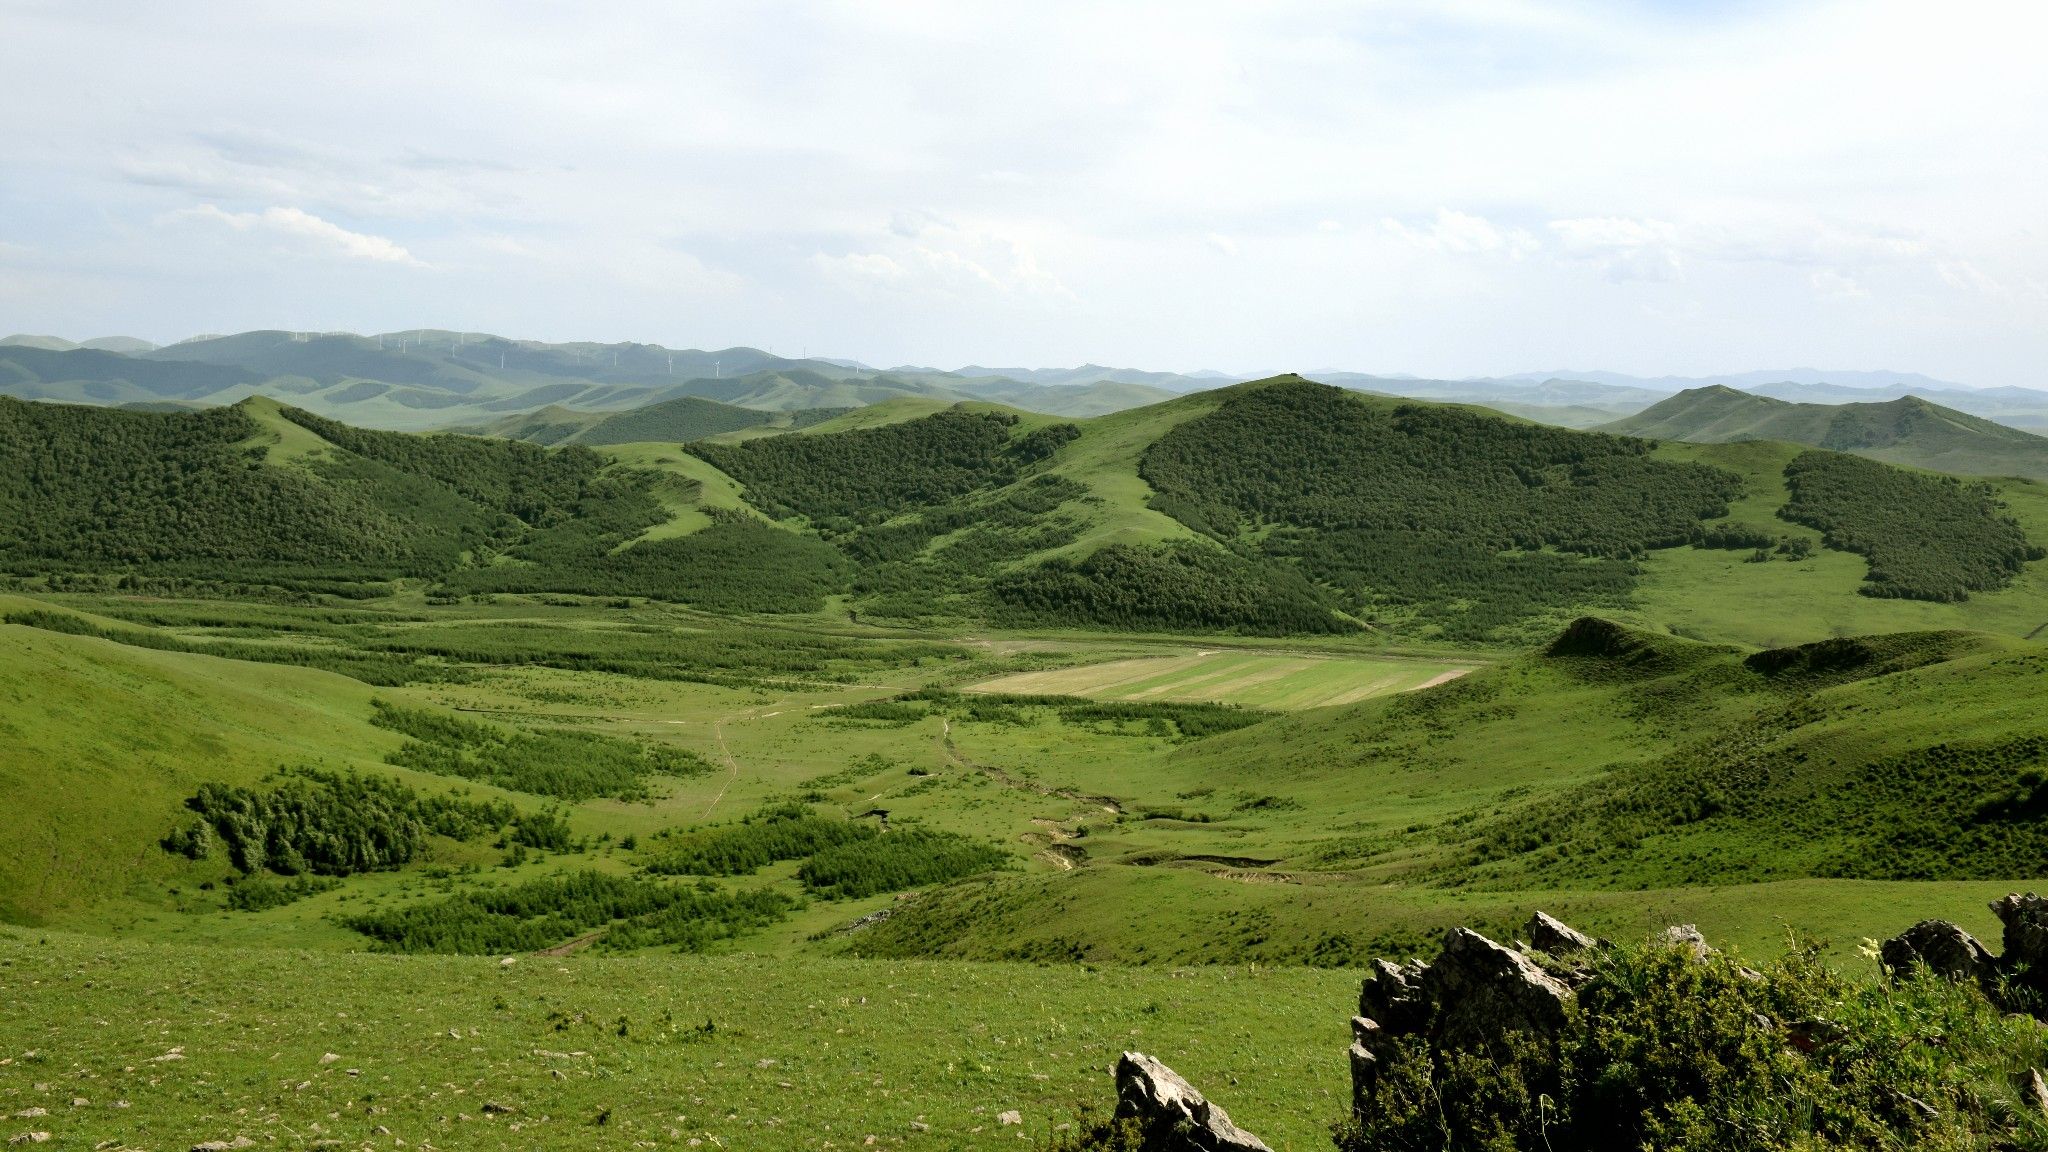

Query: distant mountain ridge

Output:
[8, 328, 2045, 435]
[1603, 386, 2048, 480]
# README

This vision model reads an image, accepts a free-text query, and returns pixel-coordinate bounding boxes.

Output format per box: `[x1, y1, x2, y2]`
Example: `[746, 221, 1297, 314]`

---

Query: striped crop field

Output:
[961, 648, 1474, 710]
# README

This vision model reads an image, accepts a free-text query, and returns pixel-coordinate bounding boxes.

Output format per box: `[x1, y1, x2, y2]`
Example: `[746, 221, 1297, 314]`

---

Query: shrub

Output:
[1335, 941, 2048, 1152]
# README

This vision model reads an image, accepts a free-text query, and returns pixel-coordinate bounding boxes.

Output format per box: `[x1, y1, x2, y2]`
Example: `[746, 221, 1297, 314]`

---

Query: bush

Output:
[225, 873, 339, 912]
[1336, 941, 2048, 1152]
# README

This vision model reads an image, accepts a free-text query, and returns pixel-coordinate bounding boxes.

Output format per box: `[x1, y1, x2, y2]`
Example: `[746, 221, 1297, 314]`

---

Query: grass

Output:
[0, 928, 1356, 1151]
[963, 648, 1472, 710]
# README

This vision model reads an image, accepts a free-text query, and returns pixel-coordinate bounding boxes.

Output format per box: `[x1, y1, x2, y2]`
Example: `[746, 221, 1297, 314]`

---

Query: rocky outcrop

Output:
[1350, 917, 1586, 1119]
[1114, 1052, 1272, 1152]
[1880, 919, 1997, 986]
[1991, 893, 2048, 989]
[1875, 895, 2048, 995]
[1527, 911, 1600, 956]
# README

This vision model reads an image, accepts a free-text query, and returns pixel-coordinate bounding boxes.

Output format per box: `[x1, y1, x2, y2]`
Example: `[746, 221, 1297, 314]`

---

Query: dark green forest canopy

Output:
[1137, 380, 1743, 638]
[0, 396, 434, 575]
[1778, 450, 2043, 602]
[687, 409, 1081, 527]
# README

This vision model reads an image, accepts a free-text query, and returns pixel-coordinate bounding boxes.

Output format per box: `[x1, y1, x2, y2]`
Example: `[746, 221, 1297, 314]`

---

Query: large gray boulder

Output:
[1358, 958, 1429, 1034]
[1880, 919, 1997, 986]
[1423, 928, 1573, 1051]
[1114, 1052, 1272, 1152]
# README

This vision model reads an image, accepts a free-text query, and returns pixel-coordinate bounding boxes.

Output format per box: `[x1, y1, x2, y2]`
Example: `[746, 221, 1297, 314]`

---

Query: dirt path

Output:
[701, 715, 743, 818]
[535, 927, 610, 956]
[939, 718, 1124, 814]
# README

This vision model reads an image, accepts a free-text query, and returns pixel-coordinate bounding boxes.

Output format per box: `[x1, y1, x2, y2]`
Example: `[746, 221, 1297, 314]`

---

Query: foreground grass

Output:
[0, 929, 1353, 1151]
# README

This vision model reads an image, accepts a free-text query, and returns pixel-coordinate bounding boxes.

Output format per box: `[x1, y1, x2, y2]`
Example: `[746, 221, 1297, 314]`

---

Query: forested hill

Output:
[1603, 386, 2048, 480]
[5, 380, 2046, 642]
[0, 395, 847, 608]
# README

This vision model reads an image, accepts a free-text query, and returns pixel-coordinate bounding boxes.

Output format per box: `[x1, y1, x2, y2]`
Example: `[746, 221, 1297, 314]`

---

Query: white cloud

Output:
[1384, 209, 1537, 258]
[1547, 217, 1683, 282]
[1, 1, 2044, 378]
[1810, 270, 1867, 299]
[173, 205, 425, 266]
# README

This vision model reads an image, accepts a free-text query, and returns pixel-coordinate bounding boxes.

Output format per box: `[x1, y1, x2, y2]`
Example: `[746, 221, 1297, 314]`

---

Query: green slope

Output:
[1606, 385, 2048, 479]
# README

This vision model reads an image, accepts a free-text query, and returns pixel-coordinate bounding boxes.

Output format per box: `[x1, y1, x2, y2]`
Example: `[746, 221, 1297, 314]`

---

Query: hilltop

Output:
[1604, 385, 2048, 479]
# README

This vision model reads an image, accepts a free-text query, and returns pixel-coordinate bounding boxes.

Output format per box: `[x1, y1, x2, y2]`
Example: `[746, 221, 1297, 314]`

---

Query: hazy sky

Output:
[1, 1, 2043, 383]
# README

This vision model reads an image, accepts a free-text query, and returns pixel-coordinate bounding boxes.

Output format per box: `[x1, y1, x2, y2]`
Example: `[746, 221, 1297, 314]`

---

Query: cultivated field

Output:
[962, 649, 1473, 710]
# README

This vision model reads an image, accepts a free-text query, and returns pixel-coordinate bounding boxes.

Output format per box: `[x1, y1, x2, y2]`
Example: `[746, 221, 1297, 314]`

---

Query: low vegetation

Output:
[371, 700, 711, 801]
[1339, 942, 2048, 1152]
[640, 803, 878, 876]
[342, 869, 797, 954]
[797, 829, 1010, 899]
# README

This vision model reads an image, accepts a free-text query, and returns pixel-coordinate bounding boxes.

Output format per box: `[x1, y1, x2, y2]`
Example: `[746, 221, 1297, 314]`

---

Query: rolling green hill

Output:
[10, 376, 2048, 644]
[1605, 385, 2048, 479]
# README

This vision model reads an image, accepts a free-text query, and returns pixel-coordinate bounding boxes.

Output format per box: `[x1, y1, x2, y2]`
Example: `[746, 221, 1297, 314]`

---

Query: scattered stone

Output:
[10, 1136, 52, 1147]
[997, 1110, 1021, 1126]
[1526, 911, 1599, 956]
[499, 956, 517, 967]
[1880, 920, 1997, 986]
[908, 1121, 929, 1132]
[9, 1112, 44, 1120]
[1115, 1052, 1271, 1152]
[318, 1052, 340, 1065]
[481, 1102, 516, 1115]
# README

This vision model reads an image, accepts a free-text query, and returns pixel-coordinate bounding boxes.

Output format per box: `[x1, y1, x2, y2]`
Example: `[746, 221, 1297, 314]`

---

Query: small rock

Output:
[908, 1121, 929, 1131]
[319, 1052, 341, 1065]
[481, 1102, 516, 1115]
[1526, 911, 1599, 956]
[10, 1136, 52, 1147]
[2029, 1068, 2048, 1118]
[499, 956, 517, 967]
[1880, 920, 1997, 986]
[10, 1112, 44, 1120]
[997, 1110, 1021, 1126]
[1115, 1051, 1271, 1152]
[1657, 924, 1712, 958]
[67, 1099, 86, 1108]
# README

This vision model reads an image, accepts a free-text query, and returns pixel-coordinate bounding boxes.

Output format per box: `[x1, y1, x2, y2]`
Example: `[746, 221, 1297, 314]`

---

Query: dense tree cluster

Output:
[342, 869, 796, 954]
[796, 829, 1010, 899]
[0, 397, 427, 574]
[169, 767, 511, 877]
[1779, 450, 2042, 601]
[279, 407, 604, 526]
[991, 542, 1357, 635]
[1135, 381, 1742, 638]
[371, 700, 710, 801]
[688, 410, 1079, 527]
[446, 510, 852, 613]
[639, 803, 878, 876]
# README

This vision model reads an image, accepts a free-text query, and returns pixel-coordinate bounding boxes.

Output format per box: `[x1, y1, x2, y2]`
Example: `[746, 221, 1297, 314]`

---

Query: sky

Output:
[0, 0, 2043, 384]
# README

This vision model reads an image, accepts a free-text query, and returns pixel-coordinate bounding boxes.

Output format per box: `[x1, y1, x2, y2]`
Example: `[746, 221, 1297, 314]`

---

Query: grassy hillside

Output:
[1606, 386, 2048, 479]
[464, 396, 851, 446]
